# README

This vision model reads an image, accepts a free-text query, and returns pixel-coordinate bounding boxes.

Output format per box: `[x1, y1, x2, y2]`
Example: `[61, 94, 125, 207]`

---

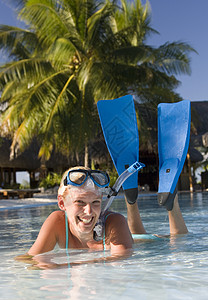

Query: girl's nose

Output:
[84, 203, 92, 214]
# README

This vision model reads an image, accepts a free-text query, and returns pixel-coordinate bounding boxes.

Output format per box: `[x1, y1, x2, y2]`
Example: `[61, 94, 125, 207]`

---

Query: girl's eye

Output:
[76, 200, 85, 205]
[74, 200, 101, 206]
[93, 200, 101, 205]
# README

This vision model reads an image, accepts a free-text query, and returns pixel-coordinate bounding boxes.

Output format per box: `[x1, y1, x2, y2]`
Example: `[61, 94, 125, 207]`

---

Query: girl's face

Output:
[63, 188, 102, 238]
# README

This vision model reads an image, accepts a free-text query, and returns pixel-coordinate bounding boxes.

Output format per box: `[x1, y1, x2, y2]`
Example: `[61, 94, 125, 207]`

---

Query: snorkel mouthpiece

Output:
[93, 216, 105, 241]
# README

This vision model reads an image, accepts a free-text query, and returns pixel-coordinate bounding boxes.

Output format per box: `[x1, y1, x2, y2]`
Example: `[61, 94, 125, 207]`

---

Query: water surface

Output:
[0, 192, 208, 300]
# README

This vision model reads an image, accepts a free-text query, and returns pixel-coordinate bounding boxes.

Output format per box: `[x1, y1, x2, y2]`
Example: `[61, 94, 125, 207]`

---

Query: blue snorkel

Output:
[93, 161, 145, 241]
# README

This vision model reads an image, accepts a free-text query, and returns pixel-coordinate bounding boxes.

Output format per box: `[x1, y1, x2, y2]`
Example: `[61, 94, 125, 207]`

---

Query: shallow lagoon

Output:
[0, 192, 208, 300]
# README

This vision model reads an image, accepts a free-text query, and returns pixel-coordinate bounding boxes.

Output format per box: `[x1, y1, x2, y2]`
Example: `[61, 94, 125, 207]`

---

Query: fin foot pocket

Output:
[158, 187, 177, 211]
[124, 188, 138, 205]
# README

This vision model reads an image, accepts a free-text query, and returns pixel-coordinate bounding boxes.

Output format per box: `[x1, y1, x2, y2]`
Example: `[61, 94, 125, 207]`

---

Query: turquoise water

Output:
[0, 192, 208, 300]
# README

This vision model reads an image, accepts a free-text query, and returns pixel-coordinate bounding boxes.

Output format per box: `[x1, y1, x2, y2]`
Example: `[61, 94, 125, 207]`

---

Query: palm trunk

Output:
[75, 151, 80, 165]
[40, 156, 48, 180]
[84, 142, 89, 168]
[187, 152, 193, 192]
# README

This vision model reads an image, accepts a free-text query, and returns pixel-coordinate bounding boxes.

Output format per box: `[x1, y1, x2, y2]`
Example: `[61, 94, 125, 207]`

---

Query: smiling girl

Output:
[28, 166, 133, 257]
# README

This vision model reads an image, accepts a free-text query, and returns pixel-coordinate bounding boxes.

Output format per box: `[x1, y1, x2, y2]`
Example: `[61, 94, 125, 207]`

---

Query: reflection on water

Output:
[0, 193, 208, 300]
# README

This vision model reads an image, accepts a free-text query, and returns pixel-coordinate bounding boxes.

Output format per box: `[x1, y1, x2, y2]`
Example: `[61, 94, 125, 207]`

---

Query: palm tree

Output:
[0, 0, 196, 167]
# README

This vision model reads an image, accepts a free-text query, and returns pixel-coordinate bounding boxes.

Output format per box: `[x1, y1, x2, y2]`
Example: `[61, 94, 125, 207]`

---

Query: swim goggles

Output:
[63, 169, 110, 188]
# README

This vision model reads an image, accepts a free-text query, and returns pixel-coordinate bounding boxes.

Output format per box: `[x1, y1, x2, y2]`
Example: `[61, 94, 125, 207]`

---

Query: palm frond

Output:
[20, 0, 68, 44]
[41, 74, 75, 133]
[153, 41, 197, 76]
[0, 25, 38, 59]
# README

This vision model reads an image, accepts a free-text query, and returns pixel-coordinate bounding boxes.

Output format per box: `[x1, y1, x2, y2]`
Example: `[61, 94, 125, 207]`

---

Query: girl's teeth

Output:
[81, 218, 92, 224]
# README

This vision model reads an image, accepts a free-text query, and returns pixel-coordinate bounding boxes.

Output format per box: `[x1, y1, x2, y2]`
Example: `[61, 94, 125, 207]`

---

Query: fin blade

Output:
[97, 95, 139, 190]
[157, 100, 191, 209]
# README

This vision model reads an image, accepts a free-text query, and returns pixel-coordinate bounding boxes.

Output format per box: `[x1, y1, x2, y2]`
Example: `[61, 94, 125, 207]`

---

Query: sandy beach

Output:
[0, 192, 58, 211]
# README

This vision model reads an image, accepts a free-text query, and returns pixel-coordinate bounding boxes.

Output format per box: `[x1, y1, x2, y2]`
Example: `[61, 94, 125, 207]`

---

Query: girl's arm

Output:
[105, 213, 133, 255]
[28, 211, 62, 256]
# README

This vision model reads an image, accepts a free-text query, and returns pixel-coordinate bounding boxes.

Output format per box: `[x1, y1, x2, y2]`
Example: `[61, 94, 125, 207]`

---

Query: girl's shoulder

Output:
[45, 210, 65, 227]
[104, 211, 127, 230]
[105, 211, 125, 221]
[50, 210, 65, 217]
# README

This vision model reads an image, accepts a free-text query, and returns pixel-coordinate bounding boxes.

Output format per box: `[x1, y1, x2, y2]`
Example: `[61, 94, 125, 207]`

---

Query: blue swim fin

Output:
[97, 95, 143, 204]
[157, 100, 191, 210]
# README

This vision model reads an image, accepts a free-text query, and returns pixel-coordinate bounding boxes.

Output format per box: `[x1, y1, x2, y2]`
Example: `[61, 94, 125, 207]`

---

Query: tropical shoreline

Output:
[0, 193, 58, 211]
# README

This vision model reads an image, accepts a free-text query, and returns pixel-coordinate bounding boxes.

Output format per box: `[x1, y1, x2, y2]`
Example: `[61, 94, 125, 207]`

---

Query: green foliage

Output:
[108, 168, 118, 187]
[39, 172, 62, 189]
[19, 180, 30, 189]
[0, 0, 196, 164]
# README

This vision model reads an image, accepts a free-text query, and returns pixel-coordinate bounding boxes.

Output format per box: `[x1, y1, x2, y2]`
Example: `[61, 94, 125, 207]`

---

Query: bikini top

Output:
[65, 211, 113, 251]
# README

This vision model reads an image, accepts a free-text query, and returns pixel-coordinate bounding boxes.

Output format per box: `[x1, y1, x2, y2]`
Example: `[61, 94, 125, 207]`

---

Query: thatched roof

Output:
[190, 101, 208, 162]
[0, 138, 39, 169]
[191, 101, 208, 134]
[0, 138, 70, 172]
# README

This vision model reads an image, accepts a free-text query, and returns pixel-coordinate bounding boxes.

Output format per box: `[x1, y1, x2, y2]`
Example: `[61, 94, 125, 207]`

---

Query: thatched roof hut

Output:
[191, 101, 208, 134]
[0, 138, 72, 188]
[0, 100, 207, 190]
[0, 138, 71, 171]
